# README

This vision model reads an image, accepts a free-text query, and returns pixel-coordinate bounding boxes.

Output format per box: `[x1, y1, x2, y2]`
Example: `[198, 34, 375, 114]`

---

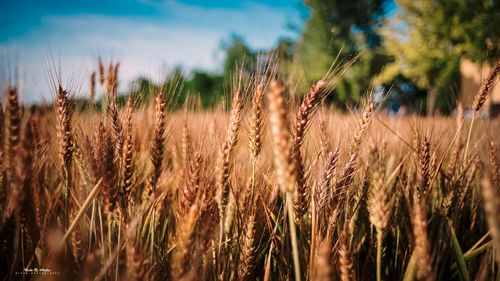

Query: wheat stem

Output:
[98, 203, 106, 271]
[309, 200, 317, 280]
[115, 210, 122, 281]
[251, 159, 256, 201]
[464, 114, 475, 161]
[287, 192, 301, 281]
[376, 230, 383, 281]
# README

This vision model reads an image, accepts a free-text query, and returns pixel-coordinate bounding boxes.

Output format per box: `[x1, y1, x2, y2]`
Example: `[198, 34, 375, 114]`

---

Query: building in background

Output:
[461, 58, 500, 117]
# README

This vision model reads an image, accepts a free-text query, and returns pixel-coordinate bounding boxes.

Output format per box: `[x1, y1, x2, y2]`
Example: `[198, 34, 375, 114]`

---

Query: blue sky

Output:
[0, 0, 301, 103]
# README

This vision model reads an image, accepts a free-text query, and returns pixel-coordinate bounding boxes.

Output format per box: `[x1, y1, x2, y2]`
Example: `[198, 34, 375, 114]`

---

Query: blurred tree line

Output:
[119, 0, 500, 114]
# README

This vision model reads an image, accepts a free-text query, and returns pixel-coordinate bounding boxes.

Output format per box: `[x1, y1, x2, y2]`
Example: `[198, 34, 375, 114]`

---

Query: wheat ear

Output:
[293, 79, 326, 220]
[6, 87, 21, 187]
[89, 71, 96, 102]
[314, 238, 332, 281]
[411, 192, 434, 281]
[216, 87, 244, 254]
[488, 141, 499, 188]
[56, 85, 74, 231]
[178, 153, 202, 221]
[98, 57, 105, 85]
[248, 83, 265, 200]
[172, 203, 199, 280]
[268, 80, 301, 281]
[311, 149, 338, 279]
[367, 145, 390, 281]
[465, 59, 500, 159]
[238, 201, 257, 281]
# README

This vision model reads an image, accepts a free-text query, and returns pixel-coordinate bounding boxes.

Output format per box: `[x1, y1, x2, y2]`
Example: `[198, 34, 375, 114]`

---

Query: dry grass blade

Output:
[61, 178, 103, 244]
[448, 219, 470, 281]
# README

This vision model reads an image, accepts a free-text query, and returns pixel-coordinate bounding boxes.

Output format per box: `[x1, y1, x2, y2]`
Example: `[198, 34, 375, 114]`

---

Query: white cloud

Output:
[0, 1, 299, 103]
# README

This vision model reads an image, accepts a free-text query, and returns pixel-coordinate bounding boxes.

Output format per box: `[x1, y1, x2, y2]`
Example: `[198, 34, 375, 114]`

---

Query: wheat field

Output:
[1, 59, 500, 281]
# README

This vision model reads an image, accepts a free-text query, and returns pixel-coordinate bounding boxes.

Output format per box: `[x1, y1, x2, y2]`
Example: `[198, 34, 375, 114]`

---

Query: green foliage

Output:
[296, 0, 390, 106]
[126, 68, 225, 109]
[102, 0, 499, 114]
[184, 71, 224, 108]
[377, 0, 500, 114]
[275, 38, 297, 78]
[222, 35, 256, 78]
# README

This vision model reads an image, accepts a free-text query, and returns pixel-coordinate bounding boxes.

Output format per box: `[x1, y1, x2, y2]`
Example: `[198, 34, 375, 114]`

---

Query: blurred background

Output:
[1, 0, 499, 115]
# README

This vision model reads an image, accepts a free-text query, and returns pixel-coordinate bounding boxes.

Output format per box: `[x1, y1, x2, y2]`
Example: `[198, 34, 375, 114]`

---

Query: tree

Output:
[275, 38, 297, 79]
[221, 35, 256, 78]
[184, 71, 224, 108]
[296, 0, 390, 106]
[377, 0, 500, 115]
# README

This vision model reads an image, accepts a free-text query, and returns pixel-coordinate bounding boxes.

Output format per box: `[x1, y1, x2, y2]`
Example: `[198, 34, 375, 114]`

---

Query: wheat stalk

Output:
[465, 59, 500, 159]
[181, 120, 192, 170]
[248, 83, 265, 161]
[310, 149, 339, 278]
[5, 87, 21, 186]
[238, 202, 257, 281]
[151, 91, 167, 189]
[411, 192, 434, 281]
[472, 59, 500, 113]
[338, 233, 354, 281]
[314, 238, 332, 281]
[121, 133, 135, 214]
[268, 80, 301, 281]
[489, 141, 499, 188]
[216, 86, 244, 254]
[89, 72, 96, 102]
[178, 152, 202, 221]
[481, 177, 500, 266]
[318, 117, 331, 154]
[417, 137, 431, 199]
[98, 57, 105, 85]
[172, 203, 199, 280]
[107, 100, 124, 158]
[293, 79, 327, 221]
[367, 144, 391, 281]
[248, 82, 265, 200]
[96, 121, 118, 213]
[0, 100, 4, 210]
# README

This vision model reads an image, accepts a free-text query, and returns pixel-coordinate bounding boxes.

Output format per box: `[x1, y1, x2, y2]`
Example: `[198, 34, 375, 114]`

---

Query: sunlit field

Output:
[0, 58, 500, 281]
